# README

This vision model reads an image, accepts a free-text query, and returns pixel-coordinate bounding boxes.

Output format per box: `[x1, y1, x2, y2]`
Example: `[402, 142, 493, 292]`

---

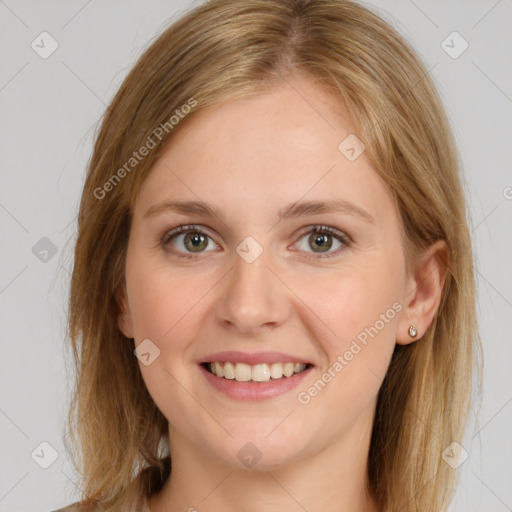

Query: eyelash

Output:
[160, 224, 351, 260]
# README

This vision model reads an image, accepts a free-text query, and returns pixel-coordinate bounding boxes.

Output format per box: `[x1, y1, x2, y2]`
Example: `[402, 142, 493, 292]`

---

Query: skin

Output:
[117, 76, 447, 512]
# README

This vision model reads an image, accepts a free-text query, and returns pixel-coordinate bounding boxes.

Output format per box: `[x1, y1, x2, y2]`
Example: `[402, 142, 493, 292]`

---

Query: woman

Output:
[56, 0, 482, 510]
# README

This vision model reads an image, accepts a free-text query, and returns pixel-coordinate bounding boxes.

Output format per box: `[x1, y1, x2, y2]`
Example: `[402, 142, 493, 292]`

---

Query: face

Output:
[118, 78, 415, 470]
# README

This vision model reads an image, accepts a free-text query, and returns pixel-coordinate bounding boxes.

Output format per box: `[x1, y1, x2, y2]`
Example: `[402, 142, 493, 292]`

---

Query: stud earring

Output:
[408, 324, 418, 338]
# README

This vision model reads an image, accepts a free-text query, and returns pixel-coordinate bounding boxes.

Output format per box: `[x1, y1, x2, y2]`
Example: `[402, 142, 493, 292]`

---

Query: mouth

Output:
[198, 350, 315, 400]
[201, 361, 314, 383]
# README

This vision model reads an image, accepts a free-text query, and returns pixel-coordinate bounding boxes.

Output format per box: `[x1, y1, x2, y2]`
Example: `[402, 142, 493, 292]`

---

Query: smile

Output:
[198, 350, 315, 400]
[203, 361, 311, 382]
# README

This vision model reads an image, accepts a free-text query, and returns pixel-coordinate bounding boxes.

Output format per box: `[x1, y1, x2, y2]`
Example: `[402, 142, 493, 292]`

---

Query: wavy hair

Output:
[63, 0, 482, 510]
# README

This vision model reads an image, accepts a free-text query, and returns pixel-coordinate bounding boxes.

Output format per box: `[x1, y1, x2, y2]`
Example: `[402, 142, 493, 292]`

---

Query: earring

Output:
[408, 324, 418, 338]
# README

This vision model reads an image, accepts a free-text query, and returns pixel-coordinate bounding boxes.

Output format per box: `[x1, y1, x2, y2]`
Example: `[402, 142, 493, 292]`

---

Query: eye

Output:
[161, 224, 351, 260]
[161, 225, 218, 259]
[293, 225, 350, 259]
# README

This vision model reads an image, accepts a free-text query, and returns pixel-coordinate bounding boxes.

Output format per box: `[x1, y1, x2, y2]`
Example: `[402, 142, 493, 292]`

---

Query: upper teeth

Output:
[209, 362, 307, 382]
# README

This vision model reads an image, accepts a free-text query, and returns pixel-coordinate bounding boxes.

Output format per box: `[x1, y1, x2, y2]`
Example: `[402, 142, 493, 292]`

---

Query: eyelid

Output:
[296, 224, 351, 243]
[161, 224, 215, 244]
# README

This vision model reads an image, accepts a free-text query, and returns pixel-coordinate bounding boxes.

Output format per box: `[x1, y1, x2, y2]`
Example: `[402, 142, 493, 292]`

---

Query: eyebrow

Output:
[143, 199, 375, 225]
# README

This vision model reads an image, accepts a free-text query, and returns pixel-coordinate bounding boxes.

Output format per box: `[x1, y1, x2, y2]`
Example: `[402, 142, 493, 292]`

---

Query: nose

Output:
[214, 247, 290, 335]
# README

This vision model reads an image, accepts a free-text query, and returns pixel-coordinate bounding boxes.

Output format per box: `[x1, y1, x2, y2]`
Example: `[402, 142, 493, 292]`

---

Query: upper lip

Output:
[199, 351, 314, 366]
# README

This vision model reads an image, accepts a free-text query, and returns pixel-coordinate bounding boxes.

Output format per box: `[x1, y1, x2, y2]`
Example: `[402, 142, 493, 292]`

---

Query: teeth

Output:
[223, 361, 235, 379]
[283, 362, 295, 377]
[213, 361, 224, 378]
[208, 361, 307, 382]
[252, 363, 271, 382]
[235, 363, 252, 382]
[270, 363, 283, 379]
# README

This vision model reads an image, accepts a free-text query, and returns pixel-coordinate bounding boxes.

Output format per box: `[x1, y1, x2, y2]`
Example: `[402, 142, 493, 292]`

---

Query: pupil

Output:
[186, 232, 207, 252]
[311, 233, 332, 253]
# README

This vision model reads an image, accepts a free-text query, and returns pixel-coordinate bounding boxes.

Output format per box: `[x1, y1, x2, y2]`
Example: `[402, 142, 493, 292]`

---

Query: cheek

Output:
[129, 273, 175, 341]
[126, 253, 218, 350]
[125, 261, 210, 408]
[293, 266, 402, 424]
[296, 260, 403, 363]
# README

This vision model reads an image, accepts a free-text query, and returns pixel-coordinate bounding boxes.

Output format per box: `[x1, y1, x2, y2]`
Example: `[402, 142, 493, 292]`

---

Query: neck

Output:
[148, 407, 380, 512]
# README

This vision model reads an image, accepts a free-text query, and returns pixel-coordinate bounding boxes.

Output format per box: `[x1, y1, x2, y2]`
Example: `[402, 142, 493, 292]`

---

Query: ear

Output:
[116, 280, 134, 339]
[396, 239, 448, 345]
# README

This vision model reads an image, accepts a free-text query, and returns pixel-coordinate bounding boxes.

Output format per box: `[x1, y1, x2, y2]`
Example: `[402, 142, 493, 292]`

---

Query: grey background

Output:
[0, 1, 511, 511]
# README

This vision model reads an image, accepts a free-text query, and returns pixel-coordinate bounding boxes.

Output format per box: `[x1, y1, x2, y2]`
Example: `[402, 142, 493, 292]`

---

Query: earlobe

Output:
[118, 311, 134, 339]
[396, 239, 448, 346]
[116, 282, 134, 339]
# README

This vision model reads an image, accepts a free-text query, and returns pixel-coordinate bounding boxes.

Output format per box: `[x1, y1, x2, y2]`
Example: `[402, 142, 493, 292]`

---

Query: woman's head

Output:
[65, 1, 480, 511]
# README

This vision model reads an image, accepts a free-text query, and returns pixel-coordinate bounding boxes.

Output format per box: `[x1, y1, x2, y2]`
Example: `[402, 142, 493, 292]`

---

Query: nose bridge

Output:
[217, 241, 287, 331]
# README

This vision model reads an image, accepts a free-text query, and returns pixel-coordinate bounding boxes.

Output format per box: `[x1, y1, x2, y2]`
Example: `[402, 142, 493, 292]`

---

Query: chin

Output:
[204, 431, 309, 472]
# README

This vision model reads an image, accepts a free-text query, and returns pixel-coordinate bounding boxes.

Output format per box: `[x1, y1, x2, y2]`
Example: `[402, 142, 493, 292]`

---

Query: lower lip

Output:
[199, 364, 314, 401]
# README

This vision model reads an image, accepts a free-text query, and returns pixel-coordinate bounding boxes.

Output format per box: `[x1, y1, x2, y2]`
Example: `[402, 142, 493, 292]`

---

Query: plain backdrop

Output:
[0, 1, 511, 511]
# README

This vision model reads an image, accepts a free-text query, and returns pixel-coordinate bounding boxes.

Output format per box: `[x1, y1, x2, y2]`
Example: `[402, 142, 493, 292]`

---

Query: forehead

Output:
[134, 80, 396, 226]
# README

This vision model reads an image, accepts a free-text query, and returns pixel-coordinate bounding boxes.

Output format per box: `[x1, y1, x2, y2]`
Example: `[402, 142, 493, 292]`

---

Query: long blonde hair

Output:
[64, 1, 482, 510]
